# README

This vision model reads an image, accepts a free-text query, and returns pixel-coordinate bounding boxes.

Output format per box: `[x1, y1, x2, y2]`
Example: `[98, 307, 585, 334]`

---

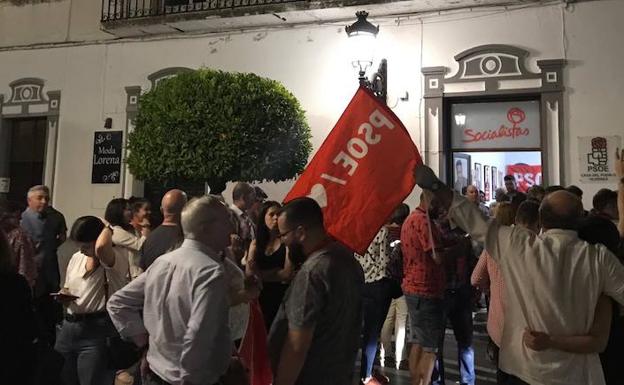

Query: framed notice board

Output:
[92, 131, 123, 184]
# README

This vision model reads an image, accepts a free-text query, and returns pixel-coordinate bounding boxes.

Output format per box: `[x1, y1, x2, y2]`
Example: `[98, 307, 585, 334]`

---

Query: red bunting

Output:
[238, 300, 272, 385]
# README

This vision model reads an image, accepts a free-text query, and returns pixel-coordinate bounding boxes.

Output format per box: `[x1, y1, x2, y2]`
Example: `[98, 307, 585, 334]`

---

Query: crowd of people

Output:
[1, 149, 623, 385]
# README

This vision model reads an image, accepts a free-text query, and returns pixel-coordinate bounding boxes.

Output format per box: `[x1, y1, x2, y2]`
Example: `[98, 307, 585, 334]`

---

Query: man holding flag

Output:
[267, 197, 364, 385]
[270, 86, 423, 385]
[283, 86, 421, 262]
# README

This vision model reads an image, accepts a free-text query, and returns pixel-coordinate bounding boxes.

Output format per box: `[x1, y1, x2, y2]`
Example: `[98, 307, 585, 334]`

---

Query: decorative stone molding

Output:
[8, 78, 45, 103]
[125, 86, 141, 113]
[147, 67, 193, 89]
[2, 78, 56, 116]
[449, 45, 529, 80]
[423, 45, 565, 97]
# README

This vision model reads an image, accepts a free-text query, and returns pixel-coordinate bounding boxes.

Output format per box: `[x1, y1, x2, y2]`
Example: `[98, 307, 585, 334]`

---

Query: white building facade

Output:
[1, 0, 622, 224]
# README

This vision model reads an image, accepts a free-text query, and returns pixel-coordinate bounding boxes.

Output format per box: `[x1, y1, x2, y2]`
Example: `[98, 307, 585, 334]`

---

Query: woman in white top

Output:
[54, 216, 125, 385]
[104, 198, 147, 280]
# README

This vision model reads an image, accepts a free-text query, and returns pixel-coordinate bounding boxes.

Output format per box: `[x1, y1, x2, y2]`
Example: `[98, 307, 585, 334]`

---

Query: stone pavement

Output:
[115, 311, 496, 385]
[357, 309, 496, 385]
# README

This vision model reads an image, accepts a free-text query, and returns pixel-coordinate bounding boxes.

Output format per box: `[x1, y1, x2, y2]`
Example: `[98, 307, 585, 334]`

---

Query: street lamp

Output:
[345, 11, 387, 104]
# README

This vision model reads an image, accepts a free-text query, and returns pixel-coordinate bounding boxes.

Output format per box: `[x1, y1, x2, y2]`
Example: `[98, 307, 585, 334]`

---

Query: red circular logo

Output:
[507, 108, 526, 125]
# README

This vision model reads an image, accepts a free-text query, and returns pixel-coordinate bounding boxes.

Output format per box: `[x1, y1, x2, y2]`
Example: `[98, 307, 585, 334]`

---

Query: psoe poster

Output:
[578, 135, 622, 183]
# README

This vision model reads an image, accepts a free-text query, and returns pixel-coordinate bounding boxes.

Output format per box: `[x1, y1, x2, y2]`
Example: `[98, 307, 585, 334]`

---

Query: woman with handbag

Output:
[54, 216, 125, 385]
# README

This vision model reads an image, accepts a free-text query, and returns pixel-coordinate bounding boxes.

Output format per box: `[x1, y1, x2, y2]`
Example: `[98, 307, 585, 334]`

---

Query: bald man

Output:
[466, 184, 490, 218]
[140, 189, 188, 270]
[414, 165, 624, 385]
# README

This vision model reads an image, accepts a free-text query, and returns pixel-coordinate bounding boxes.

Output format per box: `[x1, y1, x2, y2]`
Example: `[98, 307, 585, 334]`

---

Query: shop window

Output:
[449, 99, 542, 203]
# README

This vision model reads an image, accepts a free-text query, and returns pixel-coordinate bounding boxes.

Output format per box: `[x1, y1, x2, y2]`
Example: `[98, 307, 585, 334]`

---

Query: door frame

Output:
[0, 78, 61, 203]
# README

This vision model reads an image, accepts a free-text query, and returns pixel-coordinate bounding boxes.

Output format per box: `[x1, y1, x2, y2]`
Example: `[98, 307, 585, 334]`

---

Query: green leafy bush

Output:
[127, 69, 312, 192]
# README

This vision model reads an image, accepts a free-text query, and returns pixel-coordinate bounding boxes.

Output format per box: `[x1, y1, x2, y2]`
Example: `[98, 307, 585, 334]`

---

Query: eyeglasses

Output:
[278, 229, 296, 239]
[278, 224, 302, 239]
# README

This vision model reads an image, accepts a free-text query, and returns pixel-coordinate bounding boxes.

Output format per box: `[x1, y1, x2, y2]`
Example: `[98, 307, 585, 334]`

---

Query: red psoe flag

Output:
[284, 86, 422, 254]
[238, 300, 272, 385]
[506, 163, 542, 193]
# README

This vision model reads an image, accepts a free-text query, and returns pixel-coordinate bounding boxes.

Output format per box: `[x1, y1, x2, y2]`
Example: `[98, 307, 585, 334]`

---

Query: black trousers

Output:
[144, 372, 222, 385]
[497, 369, 530, 385]
[144, 373, 171, 385]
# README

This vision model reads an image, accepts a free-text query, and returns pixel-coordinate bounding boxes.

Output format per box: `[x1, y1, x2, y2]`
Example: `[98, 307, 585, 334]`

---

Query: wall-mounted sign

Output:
[451, 101, 540, 150]
[452, 153, 471, 193]
[0, 177, 9, 193]
[506, 164, 542, 193]
[92, 131, 122, 184]
[578, 135, 622, 183]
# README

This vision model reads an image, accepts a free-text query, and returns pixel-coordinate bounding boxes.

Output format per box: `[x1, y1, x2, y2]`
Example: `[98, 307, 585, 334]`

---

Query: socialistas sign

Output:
[451, 101, 540, 150]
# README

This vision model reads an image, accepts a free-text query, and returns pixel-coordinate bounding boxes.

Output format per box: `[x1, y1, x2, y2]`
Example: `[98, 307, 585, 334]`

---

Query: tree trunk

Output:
[205, 179, 227, 195]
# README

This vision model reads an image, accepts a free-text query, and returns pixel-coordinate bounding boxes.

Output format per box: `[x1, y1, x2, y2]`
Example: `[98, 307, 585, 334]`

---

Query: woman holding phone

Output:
[54, 216, 125, 385]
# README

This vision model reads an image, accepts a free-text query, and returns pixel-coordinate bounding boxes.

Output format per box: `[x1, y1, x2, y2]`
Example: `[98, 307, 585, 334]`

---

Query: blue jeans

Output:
[360, 278, 393, 379]
[55, 314, 116, 385]
[431, 286, 475, 385]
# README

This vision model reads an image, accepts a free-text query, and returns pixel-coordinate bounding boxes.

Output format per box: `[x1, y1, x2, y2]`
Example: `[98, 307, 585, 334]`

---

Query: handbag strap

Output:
[102, 264, 110, 303]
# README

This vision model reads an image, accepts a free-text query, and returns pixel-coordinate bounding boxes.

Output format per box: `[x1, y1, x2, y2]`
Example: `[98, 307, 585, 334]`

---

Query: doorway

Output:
[5, 118, 48, 202]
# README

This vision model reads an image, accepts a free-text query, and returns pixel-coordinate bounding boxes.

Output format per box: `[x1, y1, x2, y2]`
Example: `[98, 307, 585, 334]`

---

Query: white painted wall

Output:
[0, 0, 108, 48]
[505, 152, 541, 167]
[561, 1, 624, 206]
[1, 0, 622, 224]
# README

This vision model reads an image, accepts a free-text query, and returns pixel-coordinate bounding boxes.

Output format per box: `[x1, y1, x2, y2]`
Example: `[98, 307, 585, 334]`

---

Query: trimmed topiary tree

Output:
[126, 68, 312, 193]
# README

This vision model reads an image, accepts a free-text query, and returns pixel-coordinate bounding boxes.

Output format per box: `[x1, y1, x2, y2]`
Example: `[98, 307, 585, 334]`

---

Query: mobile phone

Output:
[50, 292, 80, 300]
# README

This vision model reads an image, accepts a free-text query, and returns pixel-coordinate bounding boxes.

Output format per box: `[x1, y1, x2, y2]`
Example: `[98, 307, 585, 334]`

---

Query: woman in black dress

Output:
[246, 201, 294, 330]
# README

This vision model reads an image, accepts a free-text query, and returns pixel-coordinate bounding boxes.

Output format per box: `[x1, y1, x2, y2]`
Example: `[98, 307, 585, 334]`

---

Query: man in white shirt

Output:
[107, 195, 233, 385]
[414, 164, 624, 385]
